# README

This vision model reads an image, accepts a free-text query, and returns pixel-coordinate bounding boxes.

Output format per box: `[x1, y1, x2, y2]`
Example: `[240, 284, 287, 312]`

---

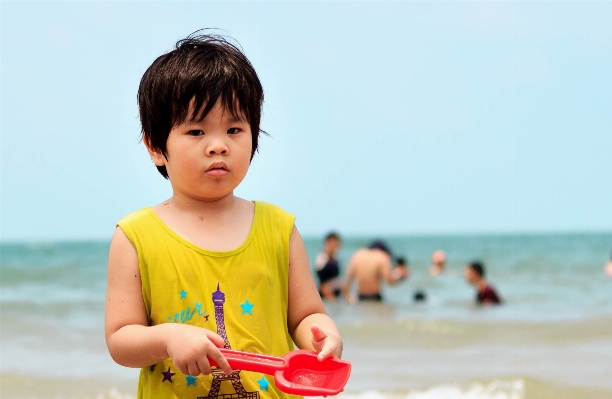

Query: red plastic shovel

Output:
[209, 348, 351, 396]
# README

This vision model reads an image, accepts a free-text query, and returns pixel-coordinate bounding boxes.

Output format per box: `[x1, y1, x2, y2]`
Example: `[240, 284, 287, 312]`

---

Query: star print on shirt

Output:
[161, 367, 175, 383]
[179, 290, 187, 299]
[186, 375, 198, 386]
[240, 299, 254, 315]
[256, 375, 269, 391]
[205, 314, 210, 322]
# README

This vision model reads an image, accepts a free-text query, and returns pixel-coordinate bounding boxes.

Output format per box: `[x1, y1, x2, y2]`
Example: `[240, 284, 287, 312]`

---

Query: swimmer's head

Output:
[413, 290, 426, 302]
[369, 240, 391, 256]
[432, 250, 447, 265]
[465, 261, 485, 283]
[138, 31, 264, 179]
[325, 231, 341, 243]
[323, 231, 341, 253]
[396, 257, 407, 267]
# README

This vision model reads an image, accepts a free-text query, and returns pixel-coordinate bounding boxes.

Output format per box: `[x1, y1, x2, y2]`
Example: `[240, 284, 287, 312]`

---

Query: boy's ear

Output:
[143, 136, 166, 167]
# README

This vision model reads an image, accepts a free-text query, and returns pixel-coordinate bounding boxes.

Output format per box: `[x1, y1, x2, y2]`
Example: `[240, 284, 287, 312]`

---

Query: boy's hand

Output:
[165, 324, 233, 376]
[310, 324, 343, 361]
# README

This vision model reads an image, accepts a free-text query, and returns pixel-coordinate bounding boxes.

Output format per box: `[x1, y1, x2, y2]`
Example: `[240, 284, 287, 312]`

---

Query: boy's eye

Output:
[188, 130, 204, 136]
[227, 127, 241, 134]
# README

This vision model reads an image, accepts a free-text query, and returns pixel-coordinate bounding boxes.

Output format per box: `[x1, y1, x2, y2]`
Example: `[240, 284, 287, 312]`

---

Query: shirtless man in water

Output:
[342, 241, 407, 302]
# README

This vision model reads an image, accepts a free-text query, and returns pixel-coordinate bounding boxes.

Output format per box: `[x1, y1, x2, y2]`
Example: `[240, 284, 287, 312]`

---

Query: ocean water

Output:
[1, 233, 611, 399]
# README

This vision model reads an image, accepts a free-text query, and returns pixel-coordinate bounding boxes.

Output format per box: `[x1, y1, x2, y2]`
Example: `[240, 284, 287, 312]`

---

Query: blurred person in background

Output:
[394, 257, 411, 281]
[605, 251, 612, 276]
[464, 260, 502, 305]
[342, 240, 407, 303]
[315, 232, 343, 301]
[430, 250, 447, 276]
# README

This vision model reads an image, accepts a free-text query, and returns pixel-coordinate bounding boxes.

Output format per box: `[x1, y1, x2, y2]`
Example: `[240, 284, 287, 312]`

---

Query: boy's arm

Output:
[105, 227, 232, 375]
[287, 226, 343, 360]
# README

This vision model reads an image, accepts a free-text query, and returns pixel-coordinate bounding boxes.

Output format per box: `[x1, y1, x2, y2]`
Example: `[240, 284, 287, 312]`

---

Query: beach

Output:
[1, 233, 611, 399]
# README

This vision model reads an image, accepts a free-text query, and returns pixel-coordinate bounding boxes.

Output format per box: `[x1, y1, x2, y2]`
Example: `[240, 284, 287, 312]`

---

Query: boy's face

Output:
[148, 100, 252, 201]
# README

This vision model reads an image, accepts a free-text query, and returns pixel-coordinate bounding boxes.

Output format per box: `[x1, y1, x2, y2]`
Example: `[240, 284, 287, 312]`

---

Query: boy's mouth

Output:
[206, 161, 229, 176]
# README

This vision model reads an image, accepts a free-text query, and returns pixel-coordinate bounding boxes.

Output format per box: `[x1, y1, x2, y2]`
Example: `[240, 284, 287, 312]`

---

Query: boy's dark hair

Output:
[325, 231, 341, 241]
[138, 31, 265, 178]
[468, 261, 485, 278]
[396, 257, 407, 266]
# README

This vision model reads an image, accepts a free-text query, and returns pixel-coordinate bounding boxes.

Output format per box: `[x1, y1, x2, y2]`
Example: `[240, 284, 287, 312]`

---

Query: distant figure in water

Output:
[464, 261, 502, 305]
[605, 252, 612, 277]
[413, 290, 427, 302]
[394, 257, 411, 281]
[315, 232, 342, 301]
[342, 240, 407, 303]
[430, 250, 447, 276]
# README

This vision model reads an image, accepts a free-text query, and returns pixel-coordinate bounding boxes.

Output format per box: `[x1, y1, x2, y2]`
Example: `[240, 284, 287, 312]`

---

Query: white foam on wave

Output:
[308, 379, 525, 399]
[90, 389, 136, 399]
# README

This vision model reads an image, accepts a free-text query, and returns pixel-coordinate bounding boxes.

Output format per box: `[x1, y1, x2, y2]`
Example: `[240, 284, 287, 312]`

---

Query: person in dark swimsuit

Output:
[464, 261, 502, 305]
[315, 232, 342, 301]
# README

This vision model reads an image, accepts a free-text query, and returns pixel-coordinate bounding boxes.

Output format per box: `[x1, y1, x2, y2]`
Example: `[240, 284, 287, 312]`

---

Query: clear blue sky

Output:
[1, 1, 611, 242]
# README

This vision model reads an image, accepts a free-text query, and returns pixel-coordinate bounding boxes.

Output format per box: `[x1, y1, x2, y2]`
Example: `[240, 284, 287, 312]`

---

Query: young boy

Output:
[105, 33, 343, 399]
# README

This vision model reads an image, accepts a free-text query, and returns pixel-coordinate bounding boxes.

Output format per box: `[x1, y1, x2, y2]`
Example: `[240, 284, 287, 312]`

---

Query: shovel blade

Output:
[274, 350, 352, 396]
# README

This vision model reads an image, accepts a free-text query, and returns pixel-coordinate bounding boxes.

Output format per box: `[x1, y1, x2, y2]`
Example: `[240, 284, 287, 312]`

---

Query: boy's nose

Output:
[208, 148, 227, 155]
[206, 139, 228, 155]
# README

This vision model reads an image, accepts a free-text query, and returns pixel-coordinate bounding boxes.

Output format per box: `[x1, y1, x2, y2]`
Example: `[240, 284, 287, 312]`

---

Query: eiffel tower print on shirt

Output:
[198, 283, 260, 399]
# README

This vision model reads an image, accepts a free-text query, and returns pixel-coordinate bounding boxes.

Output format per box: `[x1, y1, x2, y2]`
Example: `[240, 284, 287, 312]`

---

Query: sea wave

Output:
[2, 375, 610, 399]
[328, 377, 612, 399]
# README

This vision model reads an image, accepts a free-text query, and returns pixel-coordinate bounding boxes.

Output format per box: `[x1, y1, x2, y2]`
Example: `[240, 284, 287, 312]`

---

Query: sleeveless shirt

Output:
[117, 201, 300, 399]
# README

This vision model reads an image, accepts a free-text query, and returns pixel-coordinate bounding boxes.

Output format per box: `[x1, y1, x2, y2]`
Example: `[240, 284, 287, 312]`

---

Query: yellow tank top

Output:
[117, 201, 300, 399]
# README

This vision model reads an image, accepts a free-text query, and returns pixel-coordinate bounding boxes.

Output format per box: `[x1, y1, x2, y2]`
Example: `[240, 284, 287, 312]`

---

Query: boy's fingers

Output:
[187, 363, 201, 377]
[317, 347, 332, 361]
[311, 324, 328, 343]
[197, 358, 212, 375]
[318, 339, 343, 361]
[209, 347, 233, 375]
[206, 331, 227, 348]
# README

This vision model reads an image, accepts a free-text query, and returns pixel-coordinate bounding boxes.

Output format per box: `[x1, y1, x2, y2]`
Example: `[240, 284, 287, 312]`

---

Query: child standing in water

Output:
[105, 33, 343, 399]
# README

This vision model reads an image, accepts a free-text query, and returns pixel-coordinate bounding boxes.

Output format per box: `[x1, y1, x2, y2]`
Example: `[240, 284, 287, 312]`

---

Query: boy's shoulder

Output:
[254, 201, 294, 220]
[254, 200, 289, 213]
[117, 207, 154, 227]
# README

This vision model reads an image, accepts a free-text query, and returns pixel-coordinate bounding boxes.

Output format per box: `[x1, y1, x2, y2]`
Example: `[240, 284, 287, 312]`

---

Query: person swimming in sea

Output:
[464, 261, 502, 305]
[314, 232, 343, 301]
[605, 251, 612, 277]
[394, 257, 411, 281]
[429, 250, 447, 276]
[341, 240, 407, 302]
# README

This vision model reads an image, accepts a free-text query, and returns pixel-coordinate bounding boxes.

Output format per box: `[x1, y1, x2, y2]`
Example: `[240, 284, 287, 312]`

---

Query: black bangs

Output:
[138, 32, 264, 179]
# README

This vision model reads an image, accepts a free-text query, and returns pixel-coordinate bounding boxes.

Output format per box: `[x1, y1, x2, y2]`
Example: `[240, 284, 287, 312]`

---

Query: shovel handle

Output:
[209, 348, 287, 375]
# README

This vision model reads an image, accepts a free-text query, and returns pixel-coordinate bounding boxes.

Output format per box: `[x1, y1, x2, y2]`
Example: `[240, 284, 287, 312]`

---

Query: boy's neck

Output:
[153, 191, 255, 252]
[166, 191, 238, 217]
